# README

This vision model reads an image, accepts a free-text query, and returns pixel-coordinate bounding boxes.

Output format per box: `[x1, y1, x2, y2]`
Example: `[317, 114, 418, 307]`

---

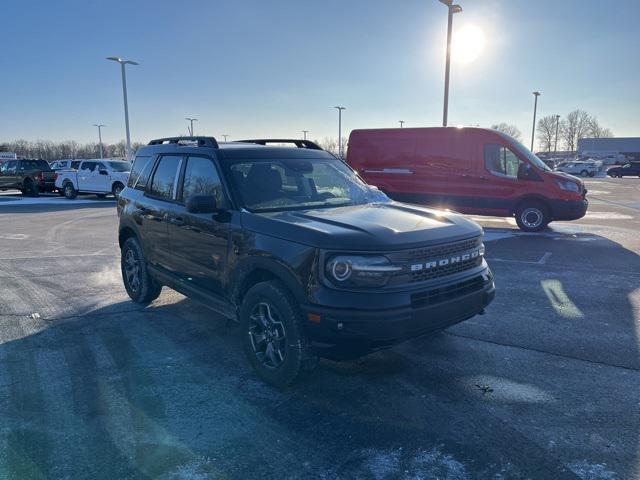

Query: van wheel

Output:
[240, 280, 317, 388]
[24, 179, 39, 197]
[63, 182, 77, 199]
[515, 202, 549, 232]
[112, 182, 124, 198]
[588, 171, 595, 177]
[580, 170, 589, 177]
[121, 237, 162, 304]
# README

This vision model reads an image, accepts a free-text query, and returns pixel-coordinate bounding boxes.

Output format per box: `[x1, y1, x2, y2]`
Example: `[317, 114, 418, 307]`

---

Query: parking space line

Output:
[487, 251, 551, 265]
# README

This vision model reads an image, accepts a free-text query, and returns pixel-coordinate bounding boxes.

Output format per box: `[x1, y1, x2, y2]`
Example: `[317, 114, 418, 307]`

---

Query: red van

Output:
[347, 127, 588, 232]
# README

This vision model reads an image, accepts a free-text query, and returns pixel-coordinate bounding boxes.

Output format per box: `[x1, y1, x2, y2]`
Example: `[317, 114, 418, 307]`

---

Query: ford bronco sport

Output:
[117, 136, 495, 386]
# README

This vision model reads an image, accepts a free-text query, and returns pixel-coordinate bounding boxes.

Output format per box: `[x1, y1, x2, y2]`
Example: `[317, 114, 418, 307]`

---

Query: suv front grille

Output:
[387, 236, 483, 286]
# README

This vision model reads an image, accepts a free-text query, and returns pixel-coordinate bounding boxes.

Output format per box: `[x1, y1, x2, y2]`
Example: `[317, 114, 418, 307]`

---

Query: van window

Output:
[128, 155, 153, 190]
[484, 144, 522, 179]
[149, 155, 182, 200]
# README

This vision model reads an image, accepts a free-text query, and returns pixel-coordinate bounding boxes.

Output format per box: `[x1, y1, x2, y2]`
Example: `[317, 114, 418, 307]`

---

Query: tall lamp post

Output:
[302, 130, 309, 140]
[185, 117, 198, 136]
[106, 57, 138, 161]
[399, 120, 405, 128]
[222, 135, 229, 142]
[439, 0, 462, 127]
[334, 106, 346, 158]
[93, 124, 105, 159]
[553, 114, 561, 157]
[530, 91, 541, 151]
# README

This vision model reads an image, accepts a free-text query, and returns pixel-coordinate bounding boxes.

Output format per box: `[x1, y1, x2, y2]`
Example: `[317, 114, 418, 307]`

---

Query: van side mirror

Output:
[186, 195, 218, 214]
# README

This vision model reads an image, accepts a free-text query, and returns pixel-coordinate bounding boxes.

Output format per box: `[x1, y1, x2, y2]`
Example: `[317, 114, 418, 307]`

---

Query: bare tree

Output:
[490, 123, 522, 142]
[317, 137, 348, 158]
[536, 115, 557, 152]
[586, 117, 614, 138]
[561, 109, 591, 152]
[0, 138, 139, 161]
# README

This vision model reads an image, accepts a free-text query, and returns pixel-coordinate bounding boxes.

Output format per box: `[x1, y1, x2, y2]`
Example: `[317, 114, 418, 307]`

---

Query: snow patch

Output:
[568, 460, 617, 480]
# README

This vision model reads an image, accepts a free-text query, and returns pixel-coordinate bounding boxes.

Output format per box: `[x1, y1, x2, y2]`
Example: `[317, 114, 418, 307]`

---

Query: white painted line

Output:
[537, 252, 552, 264]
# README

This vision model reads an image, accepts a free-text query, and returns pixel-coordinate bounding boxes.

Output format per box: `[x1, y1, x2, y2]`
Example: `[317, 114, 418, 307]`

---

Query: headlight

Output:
[325, 255, 401, 287]
[556, 180, 580, 193]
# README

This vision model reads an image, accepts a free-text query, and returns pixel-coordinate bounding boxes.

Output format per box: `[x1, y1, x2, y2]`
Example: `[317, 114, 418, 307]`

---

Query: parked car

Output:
[49, 159, 82, 171]
[0, 158, 57, 196]
[346, 127, 588, 232]
[607, 162, 640, 178]
[555, 160, 599, 177]
[55, 159, 130, 199]
[117, 136, 495, 386]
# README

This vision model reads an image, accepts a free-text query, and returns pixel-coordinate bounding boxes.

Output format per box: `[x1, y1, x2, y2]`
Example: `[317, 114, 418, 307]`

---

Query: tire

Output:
[63, 182, 77, 199]
[515, 201, 550, 232]
[588, 172, 595, 177]
[240, 280, 317, 387]
[23, 179, 39, 197]
[120, 237, 162, 304]
[580, 170, 589, 177]
[112, 182, 125, 198]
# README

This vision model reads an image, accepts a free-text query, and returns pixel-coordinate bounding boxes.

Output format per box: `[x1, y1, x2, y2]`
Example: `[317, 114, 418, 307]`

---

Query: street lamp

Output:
[334, 106, 346, 158]
[93, 124, 105, 159]
[553, 114, 561, 156]
[399, 121, 405, 128]
[222, 135, 229, 142]
[439, 0, 462, 127]
[302, 130, 309, 140]
[530, 91, 541, 151]
[185, 117, 198, 136]
[106, 57, 139, 161]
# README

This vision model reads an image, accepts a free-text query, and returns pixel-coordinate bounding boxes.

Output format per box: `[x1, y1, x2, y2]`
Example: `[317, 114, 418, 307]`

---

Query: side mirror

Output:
[186, 195, 218, 214]
[99, 170, 108, 175]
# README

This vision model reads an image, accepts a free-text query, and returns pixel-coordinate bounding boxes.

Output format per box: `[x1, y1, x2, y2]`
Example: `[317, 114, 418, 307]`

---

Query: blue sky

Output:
[1, 0, 639, 148]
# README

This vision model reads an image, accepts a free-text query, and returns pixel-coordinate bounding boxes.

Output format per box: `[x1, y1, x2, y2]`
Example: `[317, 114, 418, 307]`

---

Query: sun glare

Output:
[452, 25, 485, 64]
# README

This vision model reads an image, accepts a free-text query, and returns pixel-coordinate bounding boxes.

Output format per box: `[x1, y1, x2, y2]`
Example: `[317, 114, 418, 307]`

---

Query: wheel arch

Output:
[231, 258, 306, 307]
[510, 194, 551, 216]
[118, 225, 139, 248]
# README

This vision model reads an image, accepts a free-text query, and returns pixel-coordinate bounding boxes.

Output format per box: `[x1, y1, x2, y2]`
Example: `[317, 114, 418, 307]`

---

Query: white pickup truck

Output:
[56, 160, 130, 199]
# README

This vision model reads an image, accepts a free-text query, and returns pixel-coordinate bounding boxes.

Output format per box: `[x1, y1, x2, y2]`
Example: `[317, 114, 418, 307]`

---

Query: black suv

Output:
[118, 137, 495, 386]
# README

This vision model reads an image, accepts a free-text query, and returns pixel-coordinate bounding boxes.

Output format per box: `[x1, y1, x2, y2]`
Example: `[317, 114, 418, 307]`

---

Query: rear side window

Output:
[71, 161, 81, 169]
[149, 155, 182, 200]
[181, 156, 226, 207]
[36, 160, 51, 170]
[484, 144, 522, 179]
[128, 155, 153, 190]
[81, 161, 97, 172]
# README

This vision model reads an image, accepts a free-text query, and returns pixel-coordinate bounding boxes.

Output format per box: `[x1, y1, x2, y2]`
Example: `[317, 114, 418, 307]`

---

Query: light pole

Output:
[302, 130, 309, 140]
[93, 124, 105, 158]
[222, 135, 229, 142]
[553, 114, 561, 157]
[334, 106, 346, 158]
[399, 120, 405, 128]
[106, 57, 138, 161]
[185, 117, 198, 136]
[439, 0, 462, 127]
[530, 91, 541, 151]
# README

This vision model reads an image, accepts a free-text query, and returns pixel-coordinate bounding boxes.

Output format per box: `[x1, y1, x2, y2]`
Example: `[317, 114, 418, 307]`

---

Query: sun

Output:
[452, 25, 485, 64]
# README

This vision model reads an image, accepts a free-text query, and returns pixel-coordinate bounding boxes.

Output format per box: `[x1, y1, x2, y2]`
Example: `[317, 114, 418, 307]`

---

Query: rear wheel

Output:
[112, 182, 124, 198]
[580, 170, 589, 177]
[515, 202, 550, 232]
[63, 182, 77, 199]
[23, 179, 39, 197]
[240, 280, 317, 387]
[121, 237, 162, 304]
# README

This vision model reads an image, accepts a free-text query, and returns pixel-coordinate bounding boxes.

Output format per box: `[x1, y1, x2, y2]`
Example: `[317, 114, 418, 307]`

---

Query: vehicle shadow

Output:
[0, 230, 638, 478]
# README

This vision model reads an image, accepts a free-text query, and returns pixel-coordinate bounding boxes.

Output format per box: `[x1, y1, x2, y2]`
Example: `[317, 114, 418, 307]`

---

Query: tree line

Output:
[492, 109, 613, 153]
[0, 139, 146, 161]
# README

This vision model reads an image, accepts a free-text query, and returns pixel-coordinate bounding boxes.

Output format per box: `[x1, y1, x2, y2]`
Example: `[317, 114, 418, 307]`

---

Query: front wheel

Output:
[515, 202, 550, 232]
[240, 280, 317, 387]
[112, 182, 124, 198]
[63, 182, 78, 199]
[580, 170, 589, 177]
[120, 237, 162, 304]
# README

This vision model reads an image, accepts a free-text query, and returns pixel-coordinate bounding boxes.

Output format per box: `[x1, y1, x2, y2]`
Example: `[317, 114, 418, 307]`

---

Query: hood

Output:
[548, 171, 584, 185]
[242, 202, 482, 251]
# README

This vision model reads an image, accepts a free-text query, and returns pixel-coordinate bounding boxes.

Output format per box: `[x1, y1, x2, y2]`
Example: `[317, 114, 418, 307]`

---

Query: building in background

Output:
[578, 137, 640, 164]
[0, 152, 18, 160]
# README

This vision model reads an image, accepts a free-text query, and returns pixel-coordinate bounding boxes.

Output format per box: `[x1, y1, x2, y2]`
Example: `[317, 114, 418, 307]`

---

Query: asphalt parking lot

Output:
[0, 178, 639, 479]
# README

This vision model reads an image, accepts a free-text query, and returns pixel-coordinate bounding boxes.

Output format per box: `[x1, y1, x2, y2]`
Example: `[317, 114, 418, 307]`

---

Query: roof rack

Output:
[234, 139, 323, 150]
[148, 136, 219, 148]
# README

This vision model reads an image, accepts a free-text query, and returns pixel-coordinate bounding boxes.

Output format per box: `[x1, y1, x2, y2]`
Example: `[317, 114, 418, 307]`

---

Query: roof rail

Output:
[148, 136, 219, 148]
[235, 139, 323, 150]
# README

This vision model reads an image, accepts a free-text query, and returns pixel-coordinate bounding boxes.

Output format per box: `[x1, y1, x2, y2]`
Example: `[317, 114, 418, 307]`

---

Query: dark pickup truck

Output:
[0, 159, 57, 196]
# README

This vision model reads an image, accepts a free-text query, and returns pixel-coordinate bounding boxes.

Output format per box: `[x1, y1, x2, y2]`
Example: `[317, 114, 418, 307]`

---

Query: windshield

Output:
[107, 161, 130, 172]
[497, 132, 551, 172]
[227, 157, 389, 212]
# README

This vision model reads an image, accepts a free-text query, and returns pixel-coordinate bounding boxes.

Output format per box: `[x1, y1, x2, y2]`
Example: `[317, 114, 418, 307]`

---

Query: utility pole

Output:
[106, 57, 138, 161]
[93, 124, 105, 159]
[553, 114, 561, 157]
[531, 91, 541, 151]
[439, 0, 462, 127]
[334, 106, 346, 158]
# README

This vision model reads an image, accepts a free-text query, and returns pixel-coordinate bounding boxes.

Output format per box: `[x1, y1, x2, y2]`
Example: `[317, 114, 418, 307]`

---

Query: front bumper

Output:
[549, 198, 588, 221]
[300, 267, 495, 359]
